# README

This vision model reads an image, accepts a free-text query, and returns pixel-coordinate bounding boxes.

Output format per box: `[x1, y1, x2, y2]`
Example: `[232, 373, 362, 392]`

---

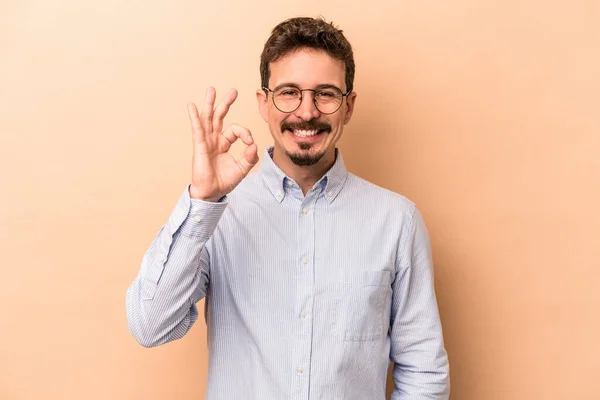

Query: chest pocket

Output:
[337, 270, 393, 342]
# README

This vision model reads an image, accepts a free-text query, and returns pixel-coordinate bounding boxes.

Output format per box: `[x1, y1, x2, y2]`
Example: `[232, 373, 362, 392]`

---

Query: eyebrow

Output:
[272, 83, 344, 92]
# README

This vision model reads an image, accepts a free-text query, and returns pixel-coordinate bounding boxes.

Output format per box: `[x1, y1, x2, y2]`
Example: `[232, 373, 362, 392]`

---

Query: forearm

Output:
[126, 229, 209, 347]
[125, 185, 226, 347]
[390, 355, 449, 400]
[390, 293, 450, 400]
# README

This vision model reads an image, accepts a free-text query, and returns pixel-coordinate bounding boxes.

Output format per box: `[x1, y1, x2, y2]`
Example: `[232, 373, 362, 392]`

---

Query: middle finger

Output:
[213, 88, 238, 133]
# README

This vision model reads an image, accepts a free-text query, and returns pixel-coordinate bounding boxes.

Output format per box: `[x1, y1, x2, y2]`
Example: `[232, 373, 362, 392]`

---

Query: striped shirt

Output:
[126, 146, 450, 399]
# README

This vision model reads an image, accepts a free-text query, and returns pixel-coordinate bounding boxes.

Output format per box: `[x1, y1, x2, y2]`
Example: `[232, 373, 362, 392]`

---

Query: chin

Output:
[287, 150, 325, 166]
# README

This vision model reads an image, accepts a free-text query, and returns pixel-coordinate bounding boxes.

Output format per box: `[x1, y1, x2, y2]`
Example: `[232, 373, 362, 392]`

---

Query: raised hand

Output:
[187, 87, 259, 202]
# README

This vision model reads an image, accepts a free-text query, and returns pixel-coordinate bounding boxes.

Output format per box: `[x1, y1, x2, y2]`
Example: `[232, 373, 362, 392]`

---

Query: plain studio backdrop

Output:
[1, 1, 599, 399]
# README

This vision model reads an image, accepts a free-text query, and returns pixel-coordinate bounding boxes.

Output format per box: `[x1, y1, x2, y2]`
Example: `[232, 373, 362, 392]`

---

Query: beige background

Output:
[1, 0, 599, 399]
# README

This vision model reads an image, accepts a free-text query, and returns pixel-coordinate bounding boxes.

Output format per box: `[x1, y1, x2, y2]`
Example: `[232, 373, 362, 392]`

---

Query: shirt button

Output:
[327, 191, 333, 197]
[297, 366, 304, 374]
[159, 256, 166, 263]
[302, 207, 308, 214]
[302, 256, 309, 265]
[300, 311, 307, 319]
[193, 215, 202, 222]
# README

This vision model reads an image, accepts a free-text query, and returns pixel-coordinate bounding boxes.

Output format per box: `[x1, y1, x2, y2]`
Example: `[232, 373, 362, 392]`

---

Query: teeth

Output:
[293, 130, 319, 137]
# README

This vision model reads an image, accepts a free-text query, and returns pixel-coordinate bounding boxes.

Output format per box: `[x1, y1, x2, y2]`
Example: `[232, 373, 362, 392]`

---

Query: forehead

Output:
[268, 48, 346, 90]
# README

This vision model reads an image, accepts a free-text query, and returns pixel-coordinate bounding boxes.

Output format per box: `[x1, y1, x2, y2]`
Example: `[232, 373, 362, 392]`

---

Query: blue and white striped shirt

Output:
[126, 147, 449, 399]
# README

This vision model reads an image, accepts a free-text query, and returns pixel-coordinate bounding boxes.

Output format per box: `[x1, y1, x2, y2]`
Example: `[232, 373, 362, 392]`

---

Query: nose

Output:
[293, 91, 321, 121]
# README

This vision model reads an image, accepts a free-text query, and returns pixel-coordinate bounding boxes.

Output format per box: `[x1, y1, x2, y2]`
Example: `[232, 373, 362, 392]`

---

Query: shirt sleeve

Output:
[125, 185, 227, 348]
[389, 206, 450, 399]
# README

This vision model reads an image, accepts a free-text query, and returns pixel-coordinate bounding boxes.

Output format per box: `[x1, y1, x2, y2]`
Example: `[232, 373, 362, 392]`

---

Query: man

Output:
[126, 17, 450, 399]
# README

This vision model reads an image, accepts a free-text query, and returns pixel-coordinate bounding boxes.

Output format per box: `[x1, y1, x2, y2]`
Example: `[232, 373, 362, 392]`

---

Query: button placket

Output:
[293, 194, 316, 396]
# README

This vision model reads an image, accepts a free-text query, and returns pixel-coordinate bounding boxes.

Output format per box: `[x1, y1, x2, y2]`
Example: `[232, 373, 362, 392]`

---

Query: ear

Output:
[343, 92, 357, 125]
[256, 89, 269, 122]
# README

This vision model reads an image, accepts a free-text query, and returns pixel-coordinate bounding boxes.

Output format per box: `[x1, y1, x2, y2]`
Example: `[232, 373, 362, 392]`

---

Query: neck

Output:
[272, 147, 336, 195]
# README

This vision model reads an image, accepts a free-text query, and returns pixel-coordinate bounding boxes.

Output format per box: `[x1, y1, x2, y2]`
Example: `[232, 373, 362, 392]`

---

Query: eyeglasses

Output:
[262, 85, 351, 115]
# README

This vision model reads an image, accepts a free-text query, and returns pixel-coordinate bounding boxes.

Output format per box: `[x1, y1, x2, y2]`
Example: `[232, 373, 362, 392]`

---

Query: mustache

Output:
[281, 120, 331, 133]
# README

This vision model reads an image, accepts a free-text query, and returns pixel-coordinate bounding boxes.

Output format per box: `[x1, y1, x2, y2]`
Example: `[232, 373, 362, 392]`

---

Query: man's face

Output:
[257, 48, 356, 167]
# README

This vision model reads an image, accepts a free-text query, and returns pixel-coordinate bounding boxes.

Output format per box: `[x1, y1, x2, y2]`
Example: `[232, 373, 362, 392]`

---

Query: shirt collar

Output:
[259, 146, 348, 204]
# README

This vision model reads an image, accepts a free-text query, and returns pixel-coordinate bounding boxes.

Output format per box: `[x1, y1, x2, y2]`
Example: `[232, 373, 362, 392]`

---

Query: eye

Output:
[278, 89, 300, 97]
[316, 90, 339, 101]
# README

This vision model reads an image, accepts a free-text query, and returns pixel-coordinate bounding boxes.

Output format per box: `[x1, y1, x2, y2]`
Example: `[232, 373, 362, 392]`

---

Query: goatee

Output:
[281, 119, 331, 167]
[288, 148, 325, 166]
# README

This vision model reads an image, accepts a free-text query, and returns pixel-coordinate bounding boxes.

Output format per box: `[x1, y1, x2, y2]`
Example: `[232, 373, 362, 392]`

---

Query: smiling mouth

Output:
[288, 129, 327, 138]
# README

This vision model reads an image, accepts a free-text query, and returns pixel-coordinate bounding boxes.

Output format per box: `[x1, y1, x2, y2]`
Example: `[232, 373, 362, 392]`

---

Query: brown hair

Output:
[260, 17, 355, 93]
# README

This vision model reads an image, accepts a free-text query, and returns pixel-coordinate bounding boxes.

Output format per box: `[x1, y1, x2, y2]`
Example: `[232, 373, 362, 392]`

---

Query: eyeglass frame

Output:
[262, 84, 352, 115]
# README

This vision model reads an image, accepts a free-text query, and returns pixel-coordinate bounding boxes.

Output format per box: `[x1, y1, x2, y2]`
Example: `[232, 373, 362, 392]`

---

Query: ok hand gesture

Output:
[187, 87, 259, 202]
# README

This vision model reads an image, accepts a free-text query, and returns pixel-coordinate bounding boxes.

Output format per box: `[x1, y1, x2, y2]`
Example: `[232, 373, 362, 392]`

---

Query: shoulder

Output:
[344, 173, 417, 215]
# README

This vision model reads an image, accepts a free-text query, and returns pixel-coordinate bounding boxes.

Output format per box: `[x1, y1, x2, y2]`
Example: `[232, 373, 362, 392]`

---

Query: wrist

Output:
[188, 185, 221, 202]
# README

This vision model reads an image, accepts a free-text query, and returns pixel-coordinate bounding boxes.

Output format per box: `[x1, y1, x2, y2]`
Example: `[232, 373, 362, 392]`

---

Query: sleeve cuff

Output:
[176, 185, 228, 238]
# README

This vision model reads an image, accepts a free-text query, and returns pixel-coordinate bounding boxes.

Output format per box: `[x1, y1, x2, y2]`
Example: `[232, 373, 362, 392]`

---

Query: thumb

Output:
[238, 143, 259, 175]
